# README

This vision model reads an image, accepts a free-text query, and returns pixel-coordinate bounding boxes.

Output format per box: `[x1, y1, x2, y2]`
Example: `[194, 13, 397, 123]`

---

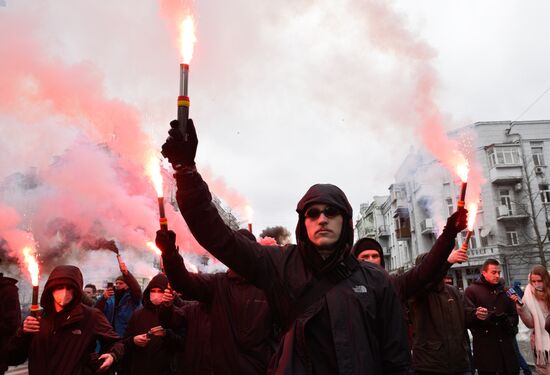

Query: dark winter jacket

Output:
[162, 249, 278, 375]
[0, 274, 21, 374]
[172, 171, 410, 374]
[8, 265, 124, 375]
[465, 276, 519, 373]
[123, 273, 185, 375]
[409, 281, 473, 373]
[95, 270, 142, 337]
[160, 300, 212, 375]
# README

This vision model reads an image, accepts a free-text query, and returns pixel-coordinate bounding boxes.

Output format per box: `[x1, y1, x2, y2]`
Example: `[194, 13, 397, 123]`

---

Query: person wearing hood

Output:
[155, 228, 280, 375]
[160, 119, 410, 374]
[95, 258, 142, 337]
[408, 252, 474, 375]
[511, 265, 550, 374]
[8, 265, 123, 375]
[0, 261, 21, 375]
[123, 273, 185, 375]
[465, 259, 520, 375]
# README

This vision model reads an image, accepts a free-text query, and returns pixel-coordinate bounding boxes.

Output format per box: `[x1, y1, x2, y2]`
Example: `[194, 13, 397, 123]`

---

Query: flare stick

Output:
[457, 182, 467, 209]
[460, 230, 473, 251]
[178, 64, 190, 139]
[30, 285, 40, 317]
[158, 197, 168, 231]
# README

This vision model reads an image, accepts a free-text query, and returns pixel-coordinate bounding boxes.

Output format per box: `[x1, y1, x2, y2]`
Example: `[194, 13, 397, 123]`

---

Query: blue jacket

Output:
[97, 271, 142, 337]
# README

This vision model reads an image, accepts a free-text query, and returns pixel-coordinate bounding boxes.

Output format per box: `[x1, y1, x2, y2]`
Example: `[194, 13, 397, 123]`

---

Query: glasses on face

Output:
[304, 206, 340, 220]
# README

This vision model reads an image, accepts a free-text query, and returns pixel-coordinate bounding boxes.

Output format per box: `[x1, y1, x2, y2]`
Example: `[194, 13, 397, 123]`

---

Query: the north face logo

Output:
[72, 329, 82, 335]
[353, 285, 367, 293]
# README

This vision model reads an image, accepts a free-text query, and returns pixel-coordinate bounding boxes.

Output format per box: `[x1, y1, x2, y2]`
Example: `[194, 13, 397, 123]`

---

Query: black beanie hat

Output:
[352, 237, 385, 268]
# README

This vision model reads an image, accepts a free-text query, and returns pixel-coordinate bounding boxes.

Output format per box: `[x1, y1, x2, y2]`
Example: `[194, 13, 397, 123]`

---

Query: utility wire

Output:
[513, 84, 550, 123]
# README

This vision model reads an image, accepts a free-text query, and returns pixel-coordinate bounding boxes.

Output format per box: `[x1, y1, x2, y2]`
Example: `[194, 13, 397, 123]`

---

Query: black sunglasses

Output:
[304, 206, 340, 219]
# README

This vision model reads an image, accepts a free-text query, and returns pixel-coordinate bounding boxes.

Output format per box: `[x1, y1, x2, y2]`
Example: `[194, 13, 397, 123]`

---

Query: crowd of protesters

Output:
[1, 118, 550, 374]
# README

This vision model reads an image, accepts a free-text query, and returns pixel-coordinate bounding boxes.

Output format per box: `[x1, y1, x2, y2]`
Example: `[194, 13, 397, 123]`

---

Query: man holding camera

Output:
[465, 259, 520, 375]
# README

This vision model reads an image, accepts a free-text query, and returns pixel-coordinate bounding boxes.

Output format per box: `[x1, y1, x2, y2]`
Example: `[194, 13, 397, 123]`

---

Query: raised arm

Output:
[156, 230, 216, 303]
[160, 119, 279, 289]
[393, 209, 467, 300]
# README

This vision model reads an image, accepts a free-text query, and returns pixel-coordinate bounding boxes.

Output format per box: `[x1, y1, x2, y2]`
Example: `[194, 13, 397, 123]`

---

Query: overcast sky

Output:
[2, 0, 550, 248]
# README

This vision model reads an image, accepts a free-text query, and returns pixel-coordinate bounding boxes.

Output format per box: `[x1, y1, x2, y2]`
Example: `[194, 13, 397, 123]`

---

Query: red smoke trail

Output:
[361, 0, 484, 204]
[0, 11, 206, 274]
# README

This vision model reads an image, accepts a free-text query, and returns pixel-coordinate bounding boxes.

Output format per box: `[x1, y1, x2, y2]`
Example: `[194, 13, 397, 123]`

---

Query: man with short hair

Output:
[465, 259, 519, 375]
[160, 119, 410, 374]
[8, 265, 123, 374]
[95, 259, 142, 337]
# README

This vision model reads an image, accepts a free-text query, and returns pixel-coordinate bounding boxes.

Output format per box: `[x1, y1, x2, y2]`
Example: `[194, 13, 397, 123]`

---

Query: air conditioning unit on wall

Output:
[535, 167, 544, 175]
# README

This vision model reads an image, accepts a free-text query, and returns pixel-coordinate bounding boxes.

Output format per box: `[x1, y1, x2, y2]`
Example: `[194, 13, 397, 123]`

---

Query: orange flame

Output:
[179, 15, 196, 64]
[23, 247, 39, 286]
[455, 158, 470, 183]
[146, 157, 163, 197]
[146, 241, 162, 256]
[244, 205, 254, 224]
[467, 202, 478, 231]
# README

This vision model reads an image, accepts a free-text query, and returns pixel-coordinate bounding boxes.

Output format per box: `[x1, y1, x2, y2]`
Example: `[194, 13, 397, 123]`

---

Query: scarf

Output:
[523, 283, 550, 365]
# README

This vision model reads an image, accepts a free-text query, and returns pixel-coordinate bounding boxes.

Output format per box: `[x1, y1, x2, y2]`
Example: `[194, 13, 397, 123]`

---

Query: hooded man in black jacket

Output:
[8, 265, 123, 375]
[0, 263, 21, 375]
[156, 229, 279, 375]
[160, 119, 410, 374]
[123, 273, 185, 375]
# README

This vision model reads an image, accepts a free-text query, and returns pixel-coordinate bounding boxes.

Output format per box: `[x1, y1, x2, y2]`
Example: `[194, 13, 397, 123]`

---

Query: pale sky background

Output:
[2, 0, 550, 252]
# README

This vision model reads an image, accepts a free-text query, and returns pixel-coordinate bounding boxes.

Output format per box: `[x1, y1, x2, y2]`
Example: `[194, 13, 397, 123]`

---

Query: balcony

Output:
[378, 225, 390, 237]
[489, 165, 523, 184]
[395, 227, 411, 240]
[365, 227, 376, 238]
[496, 204, 530, 221]
[420, 219, 434, 235]
[393, 207, 409, 218]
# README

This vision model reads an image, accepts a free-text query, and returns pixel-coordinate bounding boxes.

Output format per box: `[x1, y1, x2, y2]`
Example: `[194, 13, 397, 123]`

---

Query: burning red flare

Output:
[179, 15, 196, 64]
[466, 202, 478, 232]
[146, 241, 162, 256]
[23, 246, 39, 286]
[146, 157, 163, 198]
[456, 160, 470, 183]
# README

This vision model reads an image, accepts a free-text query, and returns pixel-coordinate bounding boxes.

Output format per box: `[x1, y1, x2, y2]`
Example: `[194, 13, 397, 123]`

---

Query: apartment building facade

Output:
[355, 120, 550, 289]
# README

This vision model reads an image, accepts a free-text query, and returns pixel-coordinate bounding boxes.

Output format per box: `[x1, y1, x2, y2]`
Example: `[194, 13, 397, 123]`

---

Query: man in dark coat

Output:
[95, 258, 142, 337]
[8, 265, 123, 375]
[156, 228, 279, 375]
[160, 119, 410, 374]
[408, 252, 474, 375]
[160, 300, 212, 374]
[465, 258, 520, 375]
[0, 266, 21, 375]
[123, 273, 185, 375]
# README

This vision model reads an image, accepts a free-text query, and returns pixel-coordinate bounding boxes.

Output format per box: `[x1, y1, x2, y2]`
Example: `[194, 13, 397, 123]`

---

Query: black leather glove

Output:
[155, 230, 178, 256]
[161, 119, 198, 169]
[444, 207, 468, 237]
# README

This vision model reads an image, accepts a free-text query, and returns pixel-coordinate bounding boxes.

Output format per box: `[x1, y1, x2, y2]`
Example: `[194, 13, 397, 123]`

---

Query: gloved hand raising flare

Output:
[161, 119, 198, 170]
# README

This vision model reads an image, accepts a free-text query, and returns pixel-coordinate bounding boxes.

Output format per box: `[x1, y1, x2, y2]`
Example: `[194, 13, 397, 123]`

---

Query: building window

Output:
[443, 183, 451, 198]
[446, 198, 454, 217]
[540, 184, 550, 204]
[499, 190, 513, 215]
[531, 143, 545, 166]
[487, 146, 521, 168]
[506, 231, 519, 246]
[480, 235, 489, 247]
